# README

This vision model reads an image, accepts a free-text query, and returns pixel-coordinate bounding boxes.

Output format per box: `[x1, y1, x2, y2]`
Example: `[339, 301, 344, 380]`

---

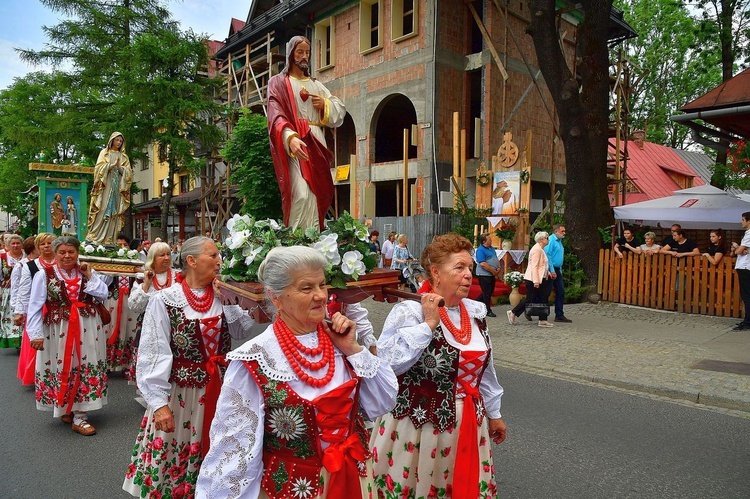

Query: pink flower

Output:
[379, 425, 385, 435]
[372, 447, 378, 463]
[400, 486, 411, 498]
[125, 464, 136, 479]
[402, 468, 409, 479]
[390, 431, 397, 441]
[479, 436, 487, 446]
[172, 481, 192, 499]
[405, 441, 415, 453]
[79, 384, 90, 396]
[143, 475, 153, 487]
[190, 442, 202, 456]
[430, 448, 436, 459]
[442, 446, 451, 457]
[152, 437, 164, 450]
[179, 400, 185, 408]
[483, 464, 491, 472]
[150, 490, 162, 499]
[140, 416, 148, 429]
[428, 485, 439, 499]
[89, 376, 99, 386]
[385, 474, 395, 493]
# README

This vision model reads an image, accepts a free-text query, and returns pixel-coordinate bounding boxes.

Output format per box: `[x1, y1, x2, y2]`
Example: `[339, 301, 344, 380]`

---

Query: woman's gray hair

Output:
[145, 242, 171, 271]
[179, 236, 214, 270]
[534, 231, 549, 243]
[7, 234, 23, 244]
[644, 231, 656, 240]
[258, 246, 327, 298]
[52, 236, 80, 252]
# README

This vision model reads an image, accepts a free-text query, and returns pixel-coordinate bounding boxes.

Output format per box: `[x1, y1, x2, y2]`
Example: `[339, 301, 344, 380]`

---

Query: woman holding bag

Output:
[507, 231, 553, 327]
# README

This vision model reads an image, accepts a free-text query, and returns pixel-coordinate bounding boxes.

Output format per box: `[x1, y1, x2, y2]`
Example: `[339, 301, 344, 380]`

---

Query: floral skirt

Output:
[370, 398, 497, 498]
[257, 462, 374, 499]
[106, 294, 138, 375]
[35, 317, 108, 416]
[0, 287, 22, 348]
[123, 385, 206, 498]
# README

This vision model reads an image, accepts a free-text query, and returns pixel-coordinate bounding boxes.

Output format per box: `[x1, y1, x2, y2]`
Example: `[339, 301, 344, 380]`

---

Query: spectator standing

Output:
[732, 214, 750, 331]
[390, 234, 412, 287]
[636, 231, 661, 255]
[545, 224, 571, 323]
[475, 233, 500, 317]
[381, 231, 396, 268]
[508, 231, 554, 327]
[614, 228, 641, 258]
[703, 229, 726, 266]
[661, 224, 681, 248]
[369, 230, 381, 265]
[660, 228, 700, 258]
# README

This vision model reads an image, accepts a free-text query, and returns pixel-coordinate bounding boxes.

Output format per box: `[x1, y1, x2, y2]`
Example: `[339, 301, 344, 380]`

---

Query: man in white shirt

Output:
[732, 211, 750, 331]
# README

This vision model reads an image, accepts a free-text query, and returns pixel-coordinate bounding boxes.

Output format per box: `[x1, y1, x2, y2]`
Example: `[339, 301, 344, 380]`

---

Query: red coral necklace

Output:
[274, 318, 335, 388]
[152, 271, 172, 291]
[438, 302, 472, 345]
[181, 279, 214, 312]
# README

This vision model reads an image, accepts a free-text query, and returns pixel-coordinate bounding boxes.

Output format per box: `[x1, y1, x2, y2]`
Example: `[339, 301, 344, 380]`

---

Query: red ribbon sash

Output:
[201, 354, 228, 458]
[57, 300, 85, 414]
[453, 351, 484, 499]
[107, 286, 129, 346]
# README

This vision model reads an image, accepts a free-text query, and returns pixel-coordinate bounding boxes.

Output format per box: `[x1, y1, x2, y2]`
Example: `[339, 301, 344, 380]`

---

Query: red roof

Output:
[610, 140, 706, 205]
[682, 68, 750, 111]
[229, 18, 246, 37]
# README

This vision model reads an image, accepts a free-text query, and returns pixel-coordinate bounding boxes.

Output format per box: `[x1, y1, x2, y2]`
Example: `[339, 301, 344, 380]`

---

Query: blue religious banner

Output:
[31, 164, 93, 239]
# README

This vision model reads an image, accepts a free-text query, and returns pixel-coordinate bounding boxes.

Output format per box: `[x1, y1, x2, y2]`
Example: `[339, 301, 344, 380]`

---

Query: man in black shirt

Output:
[660, 228, 699, 258]
[614, 228, 641, 258]
[661, 223, 681, 249]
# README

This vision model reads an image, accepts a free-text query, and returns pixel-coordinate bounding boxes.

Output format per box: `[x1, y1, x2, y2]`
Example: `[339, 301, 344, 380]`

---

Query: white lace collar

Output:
[160, 284, 188, 308]
[227, 325, 322, 382]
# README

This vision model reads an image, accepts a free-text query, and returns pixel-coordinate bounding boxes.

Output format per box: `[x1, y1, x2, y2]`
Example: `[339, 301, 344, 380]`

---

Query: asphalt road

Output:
[1, 349, 749, 498]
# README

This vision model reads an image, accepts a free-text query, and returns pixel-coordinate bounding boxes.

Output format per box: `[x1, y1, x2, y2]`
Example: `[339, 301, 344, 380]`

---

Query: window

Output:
[392, 0, 417, 40]
[314, 18, 334, 70]
[179, 175, 190, 194]
[359, 0, 382, 53]
[141, 189, 150, 203]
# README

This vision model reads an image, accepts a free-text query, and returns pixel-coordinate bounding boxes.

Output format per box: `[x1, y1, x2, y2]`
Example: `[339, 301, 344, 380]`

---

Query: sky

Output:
[0, 0, 249, 90]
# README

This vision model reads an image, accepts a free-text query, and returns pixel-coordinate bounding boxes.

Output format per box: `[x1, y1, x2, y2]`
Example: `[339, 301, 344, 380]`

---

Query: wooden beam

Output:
[453, 112, 460, 209]
[467, 2, 509, 81]
[403, 128, 409, 217]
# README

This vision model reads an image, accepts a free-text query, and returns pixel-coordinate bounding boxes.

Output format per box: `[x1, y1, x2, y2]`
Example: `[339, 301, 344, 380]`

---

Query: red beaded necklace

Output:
[181, 278, 214, 312]
[152, 271, 172, 291]
[438, 302, 472, 345]
[39, 258, 55, 269]
[274, 318, 336, 388]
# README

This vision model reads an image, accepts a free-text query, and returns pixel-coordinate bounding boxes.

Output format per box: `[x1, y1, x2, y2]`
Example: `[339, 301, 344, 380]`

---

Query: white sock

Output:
[73, 413, 87, 425]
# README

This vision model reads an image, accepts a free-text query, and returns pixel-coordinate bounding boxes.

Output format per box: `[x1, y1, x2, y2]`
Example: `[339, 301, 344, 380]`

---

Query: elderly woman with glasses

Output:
[507, 231, 554, 327]
[26, 236, 110, 435]
[197, 245, 398, 498]
[371, 233, 507, 499]
[122, 236, 256, 498]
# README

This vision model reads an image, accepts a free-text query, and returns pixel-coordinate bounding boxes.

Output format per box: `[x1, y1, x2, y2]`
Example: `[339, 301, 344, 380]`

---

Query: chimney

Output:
[632, 130, 645, 150]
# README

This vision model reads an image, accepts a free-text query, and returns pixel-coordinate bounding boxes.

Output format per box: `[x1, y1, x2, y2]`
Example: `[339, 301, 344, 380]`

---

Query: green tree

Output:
[615, 0, 722, 149]
[125, 28, 225, 240]
[526, 0, 614, 298]
[221, 110, 282, 221]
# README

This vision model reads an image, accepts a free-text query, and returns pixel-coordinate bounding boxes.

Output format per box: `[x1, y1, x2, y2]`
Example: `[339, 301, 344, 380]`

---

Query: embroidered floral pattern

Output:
[268, 406, 307, 440]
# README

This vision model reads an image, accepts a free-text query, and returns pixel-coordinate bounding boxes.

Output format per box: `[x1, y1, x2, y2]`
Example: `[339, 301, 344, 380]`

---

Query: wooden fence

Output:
[597, 249, 742, 318]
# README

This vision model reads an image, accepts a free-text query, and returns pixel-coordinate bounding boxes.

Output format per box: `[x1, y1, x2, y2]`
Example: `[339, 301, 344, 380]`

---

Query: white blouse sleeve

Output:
[377, 301, 434, 375]
[346, 348, 398, 420]
[25, 270, 47, 341]
[9, 263, 24, 314]
[196, 360, 265, 499]
[127, 281, 150, 314]
[14, 264, 32, 315]
[223, 304, 256, 340]
[83, 271, 109, 301]
[479, 349, 504, 419]
[345, 302, 378, 349]
[136, 294, 174, 410]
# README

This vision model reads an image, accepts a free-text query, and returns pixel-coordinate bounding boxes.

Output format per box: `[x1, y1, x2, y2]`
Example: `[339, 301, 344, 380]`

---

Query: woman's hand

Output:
[324, 312, 361, 357]
[80, 262, 92, 279]
[153, 405, 175, 433]
[30, 339, 44, 351]
[488, 418, 507, 444]
[421, 293, 443, 331]
[143, 270, 154, 290]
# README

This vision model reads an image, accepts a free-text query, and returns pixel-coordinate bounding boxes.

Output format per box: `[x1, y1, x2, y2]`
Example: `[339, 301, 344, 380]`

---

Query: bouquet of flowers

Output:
[221, 211, 379, 288]
[82, 244, 140, 260]
[503, 270, 524, 288]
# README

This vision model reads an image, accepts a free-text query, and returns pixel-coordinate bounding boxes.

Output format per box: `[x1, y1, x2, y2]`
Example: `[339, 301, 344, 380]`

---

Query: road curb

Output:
[498, 359, 750, 415]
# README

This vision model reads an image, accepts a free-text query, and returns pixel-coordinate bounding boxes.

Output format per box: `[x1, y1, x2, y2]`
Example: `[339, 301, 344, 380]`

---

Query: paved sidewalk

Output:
[361, 298, 750, 414]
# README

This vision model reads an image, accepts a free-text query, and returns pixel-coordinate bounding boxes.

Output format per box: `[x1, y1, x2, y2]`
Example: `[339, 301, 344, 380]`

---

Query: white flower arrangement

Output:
[504, 270, 525, 288]
[221, 211, 378, 288]
[78, 243, 139, 260]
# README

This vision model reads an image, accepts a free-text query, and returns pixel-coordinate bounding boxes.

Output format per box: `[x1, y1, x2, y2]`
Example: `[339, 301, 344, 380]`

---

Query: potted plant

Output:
[503, 270, 525, 306]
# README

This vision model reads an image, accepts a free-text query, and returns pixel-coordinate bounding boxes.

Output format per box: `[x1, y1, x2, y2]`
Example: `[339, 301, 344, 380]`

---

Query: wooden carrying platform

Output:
[217, 268, 404, 324]
[79, 255, 144, 275]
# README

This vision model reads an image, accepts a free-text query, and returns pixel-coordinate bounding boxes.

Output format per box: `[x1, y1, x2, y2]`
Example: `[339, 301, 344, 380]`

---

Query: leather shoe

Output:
[732, 323, 750, 331]
[60, 413, 74, 424]
[555, 316, 572, 323]
[486, 311, 497, 318]
[524, 313, 532, 321]
[72, 420, 97, 436]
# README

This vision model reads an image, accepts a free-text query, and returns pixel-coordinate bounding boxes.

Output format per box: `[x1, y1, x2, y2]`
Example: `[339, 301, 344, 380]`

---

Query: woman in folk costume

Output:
[11, 235, 43, 384]
[123, 236, 255, 498]
[0, 234, 26, 348]
[196, 246, 398, 498]
[26, 236, 109, 436]
[371, 234, 507, 498]
[123, 241, 178, 382]
[87, 131, 134, 245]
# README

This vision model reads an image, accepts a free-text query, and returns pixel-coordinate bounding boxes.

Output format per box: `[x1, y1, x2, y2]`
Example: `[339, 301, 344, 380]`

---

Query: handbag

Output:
[525, 302, 550, 317]
[95, 301, 112, 326]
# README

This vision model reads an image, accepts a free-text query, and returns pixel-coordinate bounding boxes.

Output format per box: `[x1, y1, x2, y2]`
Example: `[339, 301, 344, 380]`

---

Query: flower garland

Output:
[519, 169, 530, 184]
[476, 170, 492, 186]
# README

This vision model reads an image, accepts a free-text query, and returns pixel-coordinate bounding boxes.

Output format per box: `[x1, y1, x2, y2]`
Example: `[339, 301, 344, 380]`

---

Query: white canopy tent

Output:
[613, 185, 750, 230]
